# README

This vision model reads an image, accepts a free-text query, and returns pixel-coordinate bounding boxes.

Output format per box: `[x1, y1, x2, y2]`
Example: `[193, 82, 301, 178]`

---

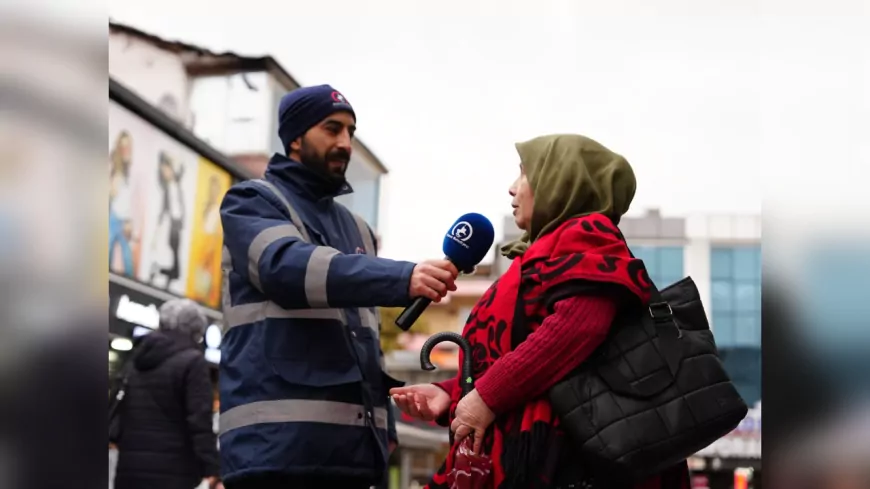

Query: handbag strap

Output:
[618, 239, 683, 378]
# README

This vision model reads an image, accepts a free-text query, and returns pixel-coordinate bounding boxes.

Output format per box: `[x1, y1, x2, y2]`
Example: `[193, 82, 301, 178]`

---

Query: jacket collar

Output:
[264, 153, 353, 202]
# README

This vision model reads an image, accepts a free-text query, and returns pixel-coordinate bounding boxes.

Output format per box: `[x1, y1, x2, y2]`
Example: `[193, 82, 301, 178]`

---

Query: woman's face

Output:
[509, 164, 534, 231]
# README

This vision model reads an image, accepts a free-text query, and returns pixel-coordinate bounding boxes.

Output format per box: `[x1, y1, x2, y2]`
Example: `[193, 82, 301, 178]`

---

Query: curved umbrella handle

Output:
[420, 331, 474, 398]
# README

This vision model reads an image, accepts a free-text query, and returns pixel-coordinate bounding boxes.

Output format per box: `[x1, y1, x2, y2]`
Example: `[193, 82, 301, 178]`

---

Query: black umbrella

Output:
[420, 331, 474, 398]
[420, 331, 493, 488]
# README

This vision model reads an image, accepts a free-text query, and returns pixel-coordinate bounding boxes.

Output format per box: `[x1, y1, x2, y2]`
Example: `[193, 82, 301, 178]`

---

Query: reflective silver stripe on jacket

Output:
[304, 246, 340, 307]
[221, 246, 234, 333]
[223, 302, 382, 332]
[359, 307, 379, 337]
[250, 179, 311, 242]
[247, 224, 303, 292]
[224, 301, 346, 328]
[219, 399, 389, 436]
[350, 212, 376, 256]
[221, 184, 381, 333]
[346, 210, 381, 338]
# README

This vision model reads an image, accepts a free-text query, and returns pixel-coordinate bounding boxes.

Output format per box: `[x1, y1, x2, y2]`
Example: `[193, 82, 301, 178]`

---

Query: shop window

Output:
[709, 246, 761, 347]
[710, 245, 761, 406]
[630, 245, 685, 288]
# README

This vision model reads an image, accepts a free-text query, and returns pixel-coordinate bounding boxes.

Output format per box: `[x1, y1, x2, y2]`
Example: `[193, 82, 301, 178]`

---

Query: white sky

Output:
[108, 0, 868, 263]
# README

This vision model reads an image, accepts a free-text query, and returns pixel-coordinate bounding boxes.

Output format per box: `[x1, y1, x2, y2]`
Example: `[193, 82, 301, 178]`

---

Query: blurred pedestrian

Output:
[114, 298, 221, 489]
[218, 84, 459, 489]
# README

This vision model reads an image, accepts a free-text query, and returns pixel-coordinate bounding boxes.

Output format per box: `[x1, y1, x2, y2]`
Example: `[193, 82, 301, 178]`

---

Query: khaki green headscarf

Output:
[501, 134, 637, 259]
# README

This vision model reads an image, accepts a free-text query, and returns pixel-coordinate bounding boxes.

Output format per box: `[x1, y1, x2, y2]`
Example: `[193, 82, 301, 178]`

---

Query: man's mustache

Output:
[327, 149, 350, 163]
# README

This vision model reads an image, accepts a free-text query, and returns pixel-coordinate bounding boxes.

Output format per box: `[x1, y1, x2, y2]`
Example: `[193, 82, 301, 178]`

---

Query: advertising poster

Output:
[135, 134, 198, 296]
[109, 103, 157, 280]
[186, 157, 232, 308]
[109, 100, 234, 307]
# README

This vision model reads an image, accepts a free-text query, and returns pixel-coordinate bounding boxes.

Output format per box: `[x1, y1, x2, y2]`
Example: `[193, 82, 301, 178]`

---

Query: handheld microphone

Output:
[395, 213, 495, 331]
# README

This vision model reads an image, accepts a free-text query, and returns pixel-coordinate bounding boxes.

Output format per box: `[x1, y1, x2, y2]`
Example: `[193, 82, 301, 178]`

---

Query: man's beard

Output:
[299, 140, 350, 186]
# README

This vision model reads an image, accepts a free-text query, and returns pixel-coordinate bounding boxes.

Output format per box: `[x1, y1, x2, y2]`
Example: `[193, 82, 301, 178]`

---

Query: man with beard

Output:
[218, 85, 458, 489]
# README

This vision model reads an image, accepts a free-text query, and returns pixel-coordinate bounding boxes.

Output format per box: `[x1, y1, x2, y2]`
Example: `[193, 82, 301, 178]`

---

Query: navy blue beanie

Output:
[277, 84, 356, 153]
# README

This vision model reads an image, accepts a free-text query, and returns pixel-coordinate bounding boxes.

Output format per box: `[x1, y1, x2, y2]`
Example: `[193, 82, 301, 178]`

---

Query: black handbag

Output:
[515, 258, 748, 483]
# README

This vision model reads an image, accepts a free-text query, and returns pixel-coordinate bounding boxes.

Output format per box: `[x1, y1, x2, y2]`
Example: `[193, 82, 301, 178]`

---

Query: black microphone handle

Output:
[394, 296, 433, 331]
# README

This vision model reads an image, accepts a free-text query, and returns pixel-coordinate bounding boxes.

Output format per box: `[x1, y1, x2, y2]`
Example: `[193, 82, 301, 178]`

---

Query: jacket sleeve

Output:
[182, 355, 220, 478]
[220, 183, 416, 309]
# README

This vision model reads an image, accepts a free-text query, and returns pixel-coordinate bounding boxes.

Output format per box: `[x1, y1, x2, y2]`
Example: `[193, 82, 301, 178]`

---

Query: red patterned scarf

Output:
[427, 215, 655, 489]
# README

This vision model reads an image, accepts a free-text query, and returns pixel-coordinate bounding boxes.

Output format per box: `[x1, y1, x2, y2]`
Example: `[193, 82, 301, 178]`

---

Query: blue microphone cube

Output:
[442, 213, 495, 273]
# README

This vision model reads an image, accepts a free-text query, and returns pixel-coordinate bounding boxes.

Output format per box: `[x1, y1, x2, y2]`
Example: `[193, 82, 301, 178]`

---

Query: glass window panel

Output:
[737, 380, 762, 407]
[712, 313, 735, 347]
[721, 347, 762, 406]
[734, 247, 760, 281]
[711, 248, 733, 280]
[734, 283, 760, 313]
[631, 246, 653, 258]
[711, 280, 734, 312]
[735, 314, 761, 346]
[633, 247, 658, 276]
[659, 247, 685, 278]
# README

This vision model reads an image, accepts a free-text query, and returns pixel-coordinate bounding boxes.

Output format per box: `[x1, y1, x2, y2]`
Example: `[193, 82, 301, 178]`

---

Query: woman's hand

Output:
[390, 384, 451, 421]
[450, 389, 495, 454]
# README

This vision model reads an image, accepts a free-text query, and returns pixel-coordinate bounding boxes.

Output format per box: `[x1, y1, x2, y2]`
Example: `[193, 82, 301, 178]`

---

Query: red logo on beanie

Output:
[331, 91, 349, 104]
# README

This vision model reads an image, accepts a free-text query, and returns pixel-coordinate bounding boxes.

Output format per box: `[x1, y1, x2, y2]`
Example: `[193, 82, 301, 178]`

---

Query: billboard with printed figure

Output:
[109, 101, 231, 309]
[186, 158, 232, 307]
[137, 139, 197, 295]
[109, 114, 155, 279]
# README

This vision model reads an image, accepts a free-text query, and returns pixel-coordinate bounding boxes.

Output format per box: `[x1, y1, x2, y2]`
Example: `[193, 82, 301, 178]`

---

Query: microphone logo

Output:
[448, 221, 473, 248]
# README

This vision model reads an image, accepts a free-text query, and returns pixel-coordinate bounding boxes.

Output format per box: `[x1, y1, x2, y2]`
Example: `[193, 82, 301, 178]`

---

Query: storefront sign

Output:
[115, 294, 160, 329]
[109, 278, 222, 364]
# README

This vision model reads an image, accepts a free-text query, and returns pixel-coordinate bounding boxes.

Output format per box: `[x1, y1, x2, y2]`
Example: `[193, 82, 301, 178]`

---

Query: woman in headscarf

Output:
[391, 134, 690, 489]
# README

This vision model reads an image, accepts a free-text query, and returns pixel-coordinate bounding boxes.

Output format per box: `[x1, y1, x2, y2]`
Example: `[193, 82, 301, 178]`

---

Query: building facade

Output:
[109, 22, 388, 231]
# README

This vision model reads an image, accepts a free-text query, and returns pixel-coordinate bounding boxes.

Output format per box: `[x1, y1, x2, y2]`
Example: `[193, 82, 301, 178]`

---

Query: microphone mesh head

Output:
[442, 213, 495, 272]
